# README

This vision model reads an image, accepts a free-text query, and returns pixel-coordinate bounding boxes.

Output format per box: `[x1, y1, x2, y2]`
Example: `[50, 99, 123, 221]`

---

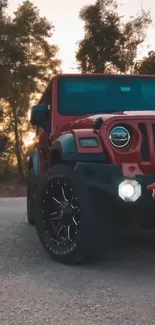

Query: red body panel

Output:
[34, 73, 155, 178]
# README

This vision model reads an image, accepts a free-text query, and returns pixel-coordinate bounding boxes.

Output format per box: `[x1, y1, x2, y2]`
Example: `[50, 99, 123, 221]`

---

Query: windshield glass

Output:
[58, 75, 155, 115]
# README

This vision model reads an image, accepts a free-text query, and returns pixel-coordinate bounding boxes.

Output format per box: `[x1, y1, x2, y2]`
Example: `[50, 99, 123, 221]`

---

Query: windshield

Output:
[58, 75, 155, 116]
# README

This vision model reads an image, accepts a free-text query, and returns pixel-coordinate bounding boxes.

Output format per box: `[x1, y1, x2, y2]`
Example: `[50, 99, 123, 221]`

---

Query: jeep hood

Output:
[68, 111, 155, 129]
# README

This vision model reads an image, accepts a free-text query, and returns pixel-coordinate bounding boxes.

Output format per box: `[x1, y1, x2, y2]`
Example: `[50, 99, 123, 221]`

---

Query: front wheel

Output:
[35, 164, 117, 264]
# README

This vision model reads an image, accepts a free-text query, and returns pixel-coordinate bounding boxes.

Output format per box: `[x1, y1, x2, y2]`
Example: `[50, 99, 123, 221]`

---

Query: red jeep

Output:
[27, 73, 155, 264]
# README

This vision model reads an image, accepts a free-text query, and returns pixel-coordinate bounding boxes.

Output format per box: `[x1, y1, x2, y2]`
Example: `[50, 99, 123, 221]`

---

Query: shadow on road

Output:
[1, 216, 155, 276]
[94, 229, 155, 273]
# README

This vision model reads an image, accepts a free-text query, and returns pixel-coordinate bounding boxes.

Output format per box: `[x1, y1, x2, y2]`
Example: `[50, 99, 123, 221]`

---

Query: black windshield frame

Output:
[57, 75, 155, 116]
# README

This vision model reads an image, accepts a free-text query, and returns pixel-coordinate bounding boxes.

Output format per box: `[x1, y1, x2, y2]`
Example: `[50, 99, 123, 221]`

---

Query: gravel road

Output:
[0, 197, 155, 325]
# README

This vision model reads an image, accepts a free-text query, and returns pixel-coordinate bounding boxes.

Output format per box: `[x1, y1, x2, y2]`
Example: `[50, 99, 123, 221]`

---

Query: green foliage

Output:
[135, 51, 155, 75]
[5, 1, 61, 110]
[76, 0, 151, 73]
[0, 0, 61, 180]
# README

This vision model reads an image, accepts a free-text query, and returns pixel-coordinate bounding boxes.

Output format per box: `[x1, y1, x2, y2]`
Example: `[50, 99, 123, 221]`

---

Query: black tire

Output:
[27, 169, 37, 225]
[35, 163, 117, 265]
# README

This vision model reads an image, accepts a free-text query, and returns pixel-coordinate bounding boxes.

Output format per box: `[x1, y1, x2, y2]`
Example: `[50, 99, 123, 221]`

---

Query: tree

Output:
[76, 0, 151, 73]
[0, 1, 61, 180]
[0, 0, 7, 15]
[134, 51, 155, 75]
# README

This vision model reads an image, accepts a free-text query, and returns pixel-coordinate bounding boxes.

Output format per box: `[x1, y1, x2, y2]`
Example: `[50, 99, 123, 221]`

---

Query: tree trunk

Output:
[13, 109, 25, 181]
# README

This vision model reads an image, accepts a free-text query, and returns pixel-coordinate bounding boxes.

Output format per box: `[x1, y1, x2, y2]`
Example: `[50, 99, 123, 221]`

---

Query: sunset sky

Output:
[8, 0, 155, 72]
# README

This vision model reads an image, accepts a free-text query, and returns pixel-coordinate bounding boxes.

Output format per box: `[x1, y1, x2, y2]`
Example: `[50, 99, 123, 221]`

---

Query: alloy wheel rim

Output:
[41, 176, 80, 246]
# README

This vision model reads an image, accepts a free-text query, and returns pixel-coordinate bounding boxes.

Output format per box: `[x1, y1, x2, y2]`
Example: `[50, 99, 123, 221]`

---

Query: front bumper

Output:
[74, 162, 155, 206]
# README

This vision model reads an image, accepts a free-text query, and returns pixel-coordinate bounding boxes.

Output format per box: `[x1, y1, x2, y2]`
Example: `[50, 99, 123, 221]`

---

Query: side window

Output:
[35, 86, 53, 136]
[46, 88, 52, 134]
[46, 89, 52, 106]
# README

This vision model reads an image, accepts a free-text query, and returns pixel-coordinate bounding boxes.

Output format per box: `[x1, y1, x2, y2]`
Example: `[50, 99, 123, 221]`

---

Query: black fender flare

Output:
[51, 133, 77, 159]
[50, 133, 106, 162]
[28, 149, 40, 177]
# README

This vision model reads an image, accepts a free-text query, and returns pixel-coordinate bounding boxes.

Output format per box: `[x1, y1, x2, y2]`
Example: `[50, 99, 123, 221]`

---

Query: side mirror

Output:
[30, 104, 49, 131]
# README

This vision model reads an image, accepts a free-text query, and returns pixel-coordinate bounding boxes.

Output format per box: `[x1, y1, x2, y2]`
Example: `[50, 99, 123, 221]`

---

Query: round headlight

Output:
[109, 126, 130, 148]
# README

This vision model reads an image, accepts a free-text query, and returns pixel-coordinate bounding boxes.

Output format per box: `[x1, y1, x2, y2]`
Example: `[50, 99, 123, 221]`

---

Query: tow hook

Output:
[147, 183, 155, 198]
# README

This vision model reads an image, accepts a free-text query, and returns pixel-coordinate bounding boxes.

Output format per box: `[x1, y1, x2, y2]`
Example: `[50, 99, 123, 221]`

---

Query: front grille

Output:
[138, 123, 150, 162]
[104, 118, 155, 168]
